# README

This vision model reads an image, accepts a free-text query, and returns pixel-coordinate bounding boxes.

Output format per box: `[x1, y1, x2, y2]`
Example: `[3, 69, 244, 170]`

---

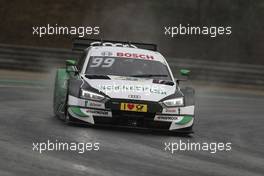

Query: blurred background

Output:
[0, 0, 263, 85]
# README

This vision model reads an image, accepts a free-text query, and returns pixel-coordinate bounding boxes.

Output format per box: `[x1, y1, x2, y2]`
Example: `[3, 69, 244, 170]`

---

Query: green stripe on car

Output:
[69, 107, 87, 117]
[176, 116, 193, 125]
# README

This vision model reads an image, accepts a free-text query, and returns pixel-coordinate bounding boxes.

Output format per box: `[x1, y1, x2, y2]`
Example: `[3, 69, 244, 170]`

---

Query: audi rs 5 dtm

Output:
[53, 39, 195, 133]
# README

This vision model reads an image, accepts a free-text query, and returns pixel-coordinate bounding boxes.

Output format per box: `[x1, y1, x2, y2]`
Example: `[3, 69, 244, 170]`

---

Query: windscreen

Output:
[85, 57, 172, 81]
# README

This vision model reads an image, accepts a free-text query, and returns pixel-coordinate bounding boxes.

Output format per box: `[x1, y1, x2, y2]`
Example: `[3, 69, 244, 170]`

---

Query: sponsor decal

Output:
[85, 100, 104, 109]
[120, 103, 147, 112]
[162, 108, 180, 114]
[113, 76, 144, 81]
[117, 52, 154, 60]
[98, 84, 167, 95]
[162, 106, 195, 115]
[154, 115, 181, 122]
[85, 109, 112, 117]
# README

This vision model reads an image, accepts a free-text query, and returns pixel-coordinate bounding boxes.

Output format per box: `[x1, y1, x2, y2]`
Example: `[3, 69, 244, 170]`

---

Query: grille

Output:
[94, 110, 170, 129]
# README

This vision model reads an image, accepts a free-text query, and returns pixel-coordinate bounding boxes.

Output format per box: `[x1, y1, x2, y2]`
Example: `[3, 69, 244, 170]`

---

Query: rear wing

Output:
[72, 38, 158, 51]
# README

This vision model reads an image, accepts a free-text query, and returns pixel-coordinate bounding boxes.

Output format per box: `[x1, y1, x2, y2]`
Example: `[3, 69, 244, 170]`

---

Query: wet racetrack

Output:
[0, 79, 264, 176]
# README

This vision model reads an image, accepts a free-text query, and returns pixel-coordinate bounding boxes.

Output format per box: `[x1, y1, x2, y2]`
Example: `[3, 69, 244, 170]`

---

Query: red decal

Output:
[117, 52, 154, 60]
[127, 103, 135, 109]
[146, 55, 154, 60]
[117, 52, 124, 57]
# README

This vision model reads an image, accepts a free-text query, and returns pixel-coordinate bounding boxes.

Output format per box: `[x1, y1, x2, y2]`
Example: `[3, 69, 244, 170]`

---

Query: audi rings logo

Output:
[128, 95, 141, 99]
[101, 51, 113, 56]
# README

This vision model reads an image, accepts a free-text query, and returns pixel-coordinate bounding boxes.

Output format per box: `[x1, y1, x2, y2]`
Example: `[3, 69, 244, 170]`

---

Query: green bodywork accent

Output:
[176, 116, 193, 125]
[180, 69, 191, 76]
[66, 60, 78, 73]
[53, 68, 69, 116]
[69, 107, 87, 117]
[53, 64, 81, 118]
[66, 59, 77, 66]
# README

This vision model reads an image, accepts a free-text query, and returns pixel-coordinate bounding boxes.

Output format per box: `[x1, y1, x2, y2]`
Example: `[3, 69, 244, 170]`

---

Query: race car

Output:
[53, 39, 195, 133]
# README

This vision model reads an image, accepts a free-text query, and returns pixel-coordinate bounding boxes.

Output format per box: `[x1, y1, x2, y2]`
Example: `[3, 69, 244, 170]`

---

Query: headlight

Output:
[80, 89, 105, 101]
[163, 97, 184, 107]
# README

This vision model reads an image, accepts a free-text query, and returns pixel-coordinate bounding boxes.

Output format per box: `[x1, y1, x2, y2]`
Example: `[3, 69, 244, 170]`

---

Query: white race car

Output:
[53, 39, 195, 134]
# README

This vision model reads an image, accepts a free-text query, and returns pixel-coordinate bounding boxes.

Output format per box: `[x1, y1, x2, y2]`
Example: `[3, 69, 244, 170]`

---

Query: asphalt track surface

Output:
[0, 78, 264, 176]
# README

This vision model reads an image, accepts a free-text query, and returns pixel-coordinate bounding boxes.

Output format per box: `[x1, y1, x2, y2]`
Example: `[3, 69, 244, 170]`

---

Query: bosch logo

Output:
[117, 52, 154, 60]
[128, 95, 141, 99]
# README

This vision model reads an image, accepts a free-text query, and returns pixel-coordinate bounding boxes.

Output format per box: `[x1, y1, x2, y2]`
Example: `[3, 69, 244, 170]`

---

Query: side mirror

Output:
[180, 69, 190, 76]
[176, 69, 191, 85]
[66, 59, 76, 66]
[66, 59, 78, 73]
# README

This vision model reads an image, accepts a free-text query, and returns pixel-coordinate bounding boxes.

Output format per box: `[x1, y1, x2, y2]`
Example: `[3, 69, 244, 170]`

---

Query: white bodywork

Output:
[68, 45, 194, 131]
[80, 46, 176, 102]
[80, 46, 174, 79]
[83, 75, 175, 102]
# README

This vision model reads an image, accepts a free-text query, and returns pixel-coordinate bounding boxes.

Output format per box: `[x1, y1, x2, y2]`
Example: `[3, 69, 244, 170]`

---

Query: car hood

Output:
[83, 75, 176, 102]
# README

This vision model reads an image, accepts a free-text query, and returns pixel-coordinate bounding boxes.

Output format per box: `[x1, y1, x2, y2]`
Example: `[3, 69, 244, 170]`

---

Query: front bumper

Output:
[67, 95, 194, 132]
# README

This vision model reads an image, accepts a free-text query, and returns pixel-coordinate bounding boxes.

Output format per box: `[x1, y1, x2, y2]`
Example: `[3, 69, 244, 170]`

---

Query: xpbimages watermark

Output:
[164, 24, 232, 38]
[164, 140, 232, 154]
[32, 24, 100, 37]
[32, 140, 100, 154]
